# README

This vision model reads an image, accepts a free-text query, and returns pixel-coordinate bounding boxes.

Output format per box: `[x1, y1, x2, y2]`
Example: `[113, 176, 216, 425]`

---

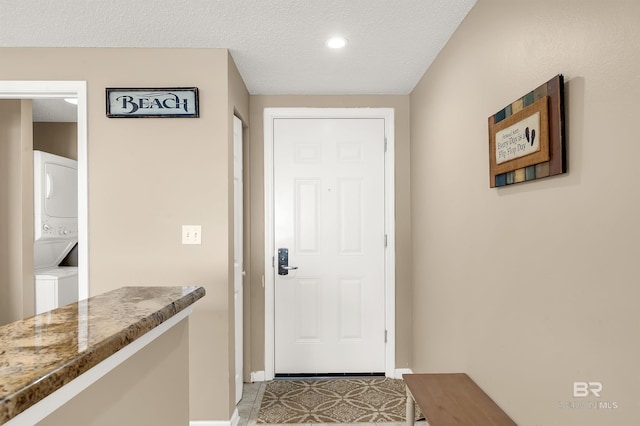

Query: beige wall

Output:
[0, 48, 240, 421]
[39, 318, 190, 426]
[33, 122, 78, 160]
[227, 53, 255, 386]
[410, 1, 640, 425]
[0, 100, 34, 325]
[247, 95, 412, 374]
[227, 52, 250, 414]
[0, 100, 22, 326]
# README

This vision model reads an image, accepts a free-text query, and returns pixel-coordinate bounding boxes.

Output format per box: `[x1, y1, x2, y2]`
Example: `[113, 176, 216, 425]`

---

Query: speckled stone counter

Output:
[0, 285, 205, 424]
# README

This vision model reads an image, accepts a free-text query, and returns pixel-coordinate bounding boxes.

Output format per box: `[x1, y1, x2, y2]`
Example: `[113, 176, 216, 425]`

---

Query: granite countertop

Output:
[0, 285, 205, 424]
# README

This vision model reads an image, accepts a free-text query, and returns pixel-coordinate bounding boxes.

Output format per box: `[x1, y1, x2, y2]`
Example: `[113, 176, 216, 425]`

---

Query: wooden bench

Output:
[403, 373, 516, 426]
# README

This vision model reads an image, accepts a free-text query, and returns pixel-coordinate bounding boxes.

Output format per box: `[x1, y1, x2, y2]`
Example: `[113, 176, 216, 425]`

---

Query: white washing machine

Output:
[33, 151, 79, 314]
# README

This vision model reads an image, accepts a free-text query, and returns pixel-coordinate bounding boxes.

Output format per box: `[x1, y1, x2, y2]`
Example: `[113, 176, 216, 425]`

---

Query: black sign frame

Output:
[106, 87, 199, 118]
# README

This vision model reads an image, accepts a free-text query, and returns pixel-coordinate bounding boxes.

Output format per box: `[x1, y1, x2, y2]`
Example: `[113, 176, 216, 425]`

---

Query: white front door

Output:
[273, 117, 386, 374]
[233, 116, 244, 404]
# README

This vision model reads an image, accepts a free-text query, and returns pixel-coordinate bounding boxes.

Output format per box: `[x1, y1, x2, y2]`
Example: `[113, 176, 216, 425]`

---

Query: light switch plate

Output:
[182, 225, 202, 245]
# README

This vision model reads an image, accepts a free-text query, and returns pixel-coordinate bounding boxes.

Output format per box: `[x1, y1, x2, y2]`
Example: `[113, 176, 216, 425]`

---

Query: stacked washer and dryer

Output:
[33, 150, 79, 315]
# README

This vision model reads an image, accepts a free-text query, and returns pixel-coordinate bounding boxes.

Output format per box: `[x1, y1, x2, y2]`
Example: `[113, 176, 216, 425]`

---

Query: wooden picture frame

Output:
[488, 75, 565, 187]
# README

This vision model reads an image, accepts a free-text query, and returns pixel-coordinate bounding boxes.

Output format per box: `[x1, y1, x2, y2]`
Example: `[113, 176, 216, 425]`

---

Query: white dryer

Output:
[33, 151, 79, 314]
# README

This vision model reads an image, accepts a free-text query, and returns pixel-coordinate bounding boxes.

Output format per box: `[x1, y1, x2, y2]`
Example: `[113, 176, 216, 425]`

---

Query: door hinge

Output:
[385, 329, 388, 343]
[272, 255, 275, 268]
[384, 137, 388, 152]
[384, 234, 388, 248]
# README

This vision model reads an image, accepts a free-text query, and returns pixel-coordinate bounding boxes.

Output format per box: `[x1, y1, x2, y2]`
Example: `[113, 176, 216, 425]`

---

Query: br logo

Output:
[573, 382, 602, 397]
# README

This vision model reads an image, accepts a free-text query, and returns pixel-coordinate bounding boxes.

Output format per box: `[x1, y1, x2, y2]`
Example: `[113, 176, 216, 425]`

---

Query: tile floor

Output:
[237, 382, 267, 426]
[236, 382, 425, 426]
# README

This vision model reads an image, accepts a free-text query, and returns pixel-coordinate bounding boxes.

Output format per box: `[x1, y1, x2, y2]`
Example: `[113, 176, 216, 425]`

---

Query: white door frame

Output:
[264, 107, 395, 380]
[233, 115, 244, 404]
[0, 81, 89, 302]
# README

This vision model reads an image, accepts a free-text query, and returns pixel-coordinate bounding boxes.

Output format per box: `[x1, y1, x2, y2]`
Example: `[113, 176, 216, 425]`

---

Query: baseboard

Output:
[190, 409, 239, 426]
[250, 370, 266, 382]
[230, 408, 239, 426]
[394, 368, 413, 379]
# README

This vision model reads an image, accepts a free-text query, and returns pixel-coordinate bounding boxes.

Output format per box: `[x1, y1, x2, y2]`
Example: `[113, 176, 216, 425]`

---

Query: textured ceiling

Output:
[0, 0, 476, 96]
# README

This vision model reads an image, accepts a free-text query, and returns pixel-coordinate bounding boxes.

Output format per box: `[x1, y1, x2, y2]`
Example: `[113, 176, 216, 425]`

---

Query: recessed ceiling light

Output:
[326, 36, 348, 49]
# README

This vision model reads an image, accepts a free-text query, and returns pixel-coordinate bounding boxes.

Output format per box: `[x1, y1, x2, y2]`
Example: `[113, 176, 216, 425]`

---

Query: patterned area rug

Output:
[257, 377, 421, 423]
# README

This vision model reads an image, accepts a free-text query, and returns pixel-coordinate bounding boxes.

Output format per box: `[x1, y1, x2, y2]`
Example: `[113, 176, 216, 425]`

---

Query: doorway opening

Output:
[0, 81, 88, 316]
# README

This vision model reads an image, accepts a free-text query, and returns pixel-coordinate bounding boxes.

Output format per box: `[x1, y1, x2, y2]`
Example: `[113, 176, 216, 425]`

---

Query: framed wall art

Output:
[106, 87, 199, 118]
[488, 75, 565, 187]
